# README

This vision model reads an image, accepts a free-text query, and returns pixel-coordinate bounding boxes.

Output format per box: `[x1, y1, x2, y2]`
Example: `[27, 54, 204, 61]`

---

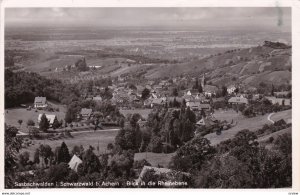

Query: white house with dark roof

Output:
[227, 85, 237, 95]
[228, 97, 248, 104]
[34, 97, 47, 108]
[80, 108, 93, 120]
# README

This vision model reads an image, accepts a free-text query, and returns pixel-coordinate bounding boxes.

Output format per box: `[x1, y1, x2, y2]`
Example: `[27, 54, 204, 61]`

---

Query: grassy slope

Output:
[204, 109, 291, 146]
[5, 102, 66, 133]
[20, 130, 118, 158]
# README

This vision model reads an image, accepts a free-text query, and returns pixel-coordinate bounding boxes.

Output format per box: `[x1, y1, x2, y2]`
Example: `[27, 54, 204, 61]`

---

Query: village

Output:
[4, 7, 293, 189]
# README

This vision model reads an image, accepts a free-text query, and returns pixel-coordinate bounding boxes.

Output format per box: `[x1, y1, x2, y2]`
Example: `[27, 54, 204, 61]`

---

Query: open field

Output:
[120, 109, 152, 119]
[134, 152, 175, 168]
[271, 109, 291, 123]
[205, 109, 291, 146]
[5, 101, 66, 133]
[20, 130, 119, 158]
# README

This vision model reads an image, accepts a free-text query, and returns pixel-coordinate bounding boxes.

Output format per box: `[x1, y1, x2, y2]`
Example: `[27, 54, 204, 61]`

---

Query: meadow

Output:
[20, 130, 119, 158]
[5, 101, 66, 133]
[205, 109, 291, 146]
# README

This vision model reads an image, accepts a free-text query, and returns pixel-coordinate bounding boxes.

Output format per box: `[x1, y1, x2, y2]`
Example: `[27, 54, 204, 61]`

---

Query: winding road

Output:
[267, 113, 275, 124]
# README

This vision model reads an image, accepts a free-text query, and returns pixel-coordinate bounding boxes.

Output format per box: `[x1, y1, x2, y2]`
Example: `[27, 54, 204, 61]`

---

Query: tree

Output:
[39, 113, 49, 132]
[193, 79, 199, 90]
[27, 119, 35, 127]
[5, 125, 22, 188]
[57, 142, 71, 163]
[52, 116, 60, 129]
[222, 86, 227, 97]
[18, 119, 23, 128]
[46, 162, 70, 183]
[39, 144, 53, 167]
[271, 84, 275, 96]
[141, 88, 150, 100]
[34, 148, 40, 164]
[75, 57, 89, 71]
[170, 136, 215, 172]
[172, 88, 178, 96]
[18, 151, 30, 167]
[198, 83, 203, 93]
[81, 147, 101, 174]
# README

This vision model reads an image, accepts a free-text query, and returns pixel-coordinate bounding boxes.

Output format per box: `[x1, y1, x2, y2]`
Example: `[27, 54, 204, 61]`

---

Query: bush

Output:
[162, 144, 175, 153]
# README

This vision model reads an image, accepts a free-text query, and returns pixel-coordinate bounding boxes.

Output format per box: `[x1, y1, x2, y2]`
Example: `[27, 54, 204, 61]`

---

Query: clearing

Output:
[205, 109, 291, 146]
[5, 101, 66, 133]
[20, 130, 119, 158]
[270, 109, 291, 124]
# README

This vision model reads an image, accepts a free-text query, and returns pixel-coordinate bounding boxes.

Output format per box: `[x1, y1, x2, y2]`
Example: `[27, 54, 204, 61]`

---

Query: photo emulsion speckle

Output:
[3, 7, 292, 189]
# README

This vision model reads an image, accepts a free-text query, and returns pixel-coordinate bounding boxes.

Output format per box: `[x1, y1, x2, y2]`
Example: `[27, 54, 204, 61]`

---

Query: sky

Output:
[5, 7, 291, 30]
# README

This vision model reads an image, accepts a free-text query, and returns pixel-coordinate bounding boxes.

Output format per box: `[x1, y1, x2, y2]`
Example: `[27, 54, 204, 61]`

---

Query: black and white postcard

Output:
[1, 0, 299, 194]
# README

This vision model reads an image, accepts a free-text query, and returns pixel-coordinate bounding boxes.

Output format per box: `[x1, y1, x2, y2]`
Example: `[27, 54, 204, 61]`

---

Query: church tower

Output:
[201, 74, 205, 88]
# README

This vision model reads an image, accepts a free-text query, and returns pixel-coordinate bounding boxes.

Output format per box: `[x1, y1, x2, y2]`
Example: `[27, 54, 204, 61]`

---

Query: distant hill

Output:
[143, 41, 291, 88]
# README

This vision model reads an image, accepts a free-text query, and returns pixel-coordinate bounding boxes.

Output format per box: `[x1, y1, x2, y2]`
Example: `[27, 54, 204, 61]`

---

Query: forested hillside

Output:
[5, 70, 81, 108]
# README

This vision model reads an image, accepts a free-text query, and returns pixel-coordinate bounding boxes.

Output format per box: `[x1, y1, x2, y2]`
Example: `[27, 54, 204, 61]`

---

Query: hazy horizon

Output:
[5, 7, 291, 32]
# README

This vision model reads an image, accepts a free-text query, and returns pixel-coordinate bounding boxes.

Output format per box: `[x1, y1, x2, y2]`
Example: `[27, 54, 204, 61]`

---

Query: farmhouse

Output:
[203, 85, 218, 97]
[196, 117, 217, 128]
[80, 108, 93, 120]
[265, 97, 291, 106]
[34, 97, 47, 108]
[186, 101, 211, 111]
[68, 154, 82, 172]
[274, 91, 290, 98]
[92, 96, 102, 101]
[150, 98, 166, 108]
[186, 89, 199, 96]
[38, 114, 56, 126]
[227, 85, 237, 94]
[228, 97, 248, 104]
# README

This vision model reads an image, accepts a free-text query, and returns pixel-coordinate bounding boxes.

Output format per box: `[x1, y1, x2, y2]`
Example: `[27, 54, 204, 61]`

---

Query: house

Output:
[203, 85, 218, 97]
[186, 89, 199, 96]
[150, 98, 166, 108]
[93, 96, 102, 102]
[34, 97, 47, 108]
[88, 65, 102, 69]
[166, 97, 184, 105]
[183, 94, 195, 102]
[68, 155, 82, 172]
[186, 101, 211, 111]
[38, 114, 56, 126]
[80, 108, 93, 120]
[274, 91, 290, 98]
[265, 97, 291, 106]
[196, 117, 217, 128]
[228, 97, 248, 104]
[227, 85, 237, 95]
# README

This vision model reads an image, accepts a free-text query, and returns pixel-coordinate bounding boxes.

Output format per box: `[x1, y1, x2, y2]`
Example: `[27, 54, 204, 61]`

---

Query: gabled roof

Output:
[187, 101, 201, 107]
[80, 108, 93, 116]
[196, 117, 216, 127]
[166, 97, 184, 103]
[228, 97, 248, 104]
[203, 85, 218, 92]
[151, 98, 165, 105]
[68, 154, 83, 172]
[93, 96, 102, 101]
[34, 97, 47, 104]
